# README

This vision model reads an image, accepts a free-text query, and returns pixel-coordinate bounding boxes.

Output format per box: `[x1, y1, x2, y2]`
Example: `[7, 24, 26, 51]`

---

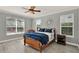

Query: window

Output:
[36, 19, 41, 26]
[17, 20, 24, 32]
[6, 17, 25, 35]
[36, 19, 41, 30]
[60, 14, 74, 37]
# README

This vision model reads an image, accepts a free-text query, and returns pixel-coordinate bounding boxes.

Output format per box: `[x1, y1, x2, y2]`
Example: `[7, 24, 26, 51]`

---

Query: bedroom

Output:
[0, 6, 79, 53]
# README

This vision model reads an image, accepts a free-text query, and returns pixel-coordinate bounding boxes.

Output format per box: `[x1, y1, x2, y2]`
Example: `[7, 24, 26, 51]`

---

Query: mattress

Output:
[37, 32, 54, 43]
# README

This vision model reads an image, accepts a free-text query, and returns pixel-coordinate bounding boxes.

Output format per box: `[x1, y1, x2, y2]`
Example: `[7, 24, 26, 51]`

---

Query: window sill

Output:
[6, 32, 24, 36]
[66, 35, 74, 38]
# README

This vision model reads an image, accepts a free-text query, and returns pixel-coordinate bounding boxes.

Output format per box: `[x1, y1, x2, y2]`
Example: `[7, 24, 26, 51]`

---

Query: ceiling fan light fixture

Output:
[23, 6, 41, 14]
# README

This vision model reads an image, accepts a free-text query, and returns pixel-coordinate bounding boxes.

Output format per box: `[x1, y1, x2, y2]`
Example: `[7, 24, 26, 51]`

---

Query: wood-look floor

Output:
[0, 39, 79, 53]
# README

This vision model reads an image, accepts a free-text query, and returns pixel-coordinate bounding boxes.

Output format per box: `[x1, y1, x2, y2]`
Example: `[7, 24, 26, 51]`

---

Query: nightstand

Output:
[57, 34, 66, 45]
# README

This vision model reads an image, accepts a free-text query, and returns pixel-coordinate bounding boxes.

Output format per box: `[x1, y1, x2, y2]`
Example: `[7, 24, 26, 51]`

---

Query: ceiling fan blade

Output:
[22, 7, 28, 10]
[24, 10, 30, 13]
[34, 10, 41, 12]
[31, 11, 35, 14]
[30, 6, 36, 9]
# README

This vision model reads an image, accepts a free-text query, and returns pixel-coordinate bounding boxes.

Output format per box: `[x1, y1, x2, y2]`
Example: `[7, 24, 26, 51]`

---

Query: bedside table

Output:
[57, 34, 66, 45]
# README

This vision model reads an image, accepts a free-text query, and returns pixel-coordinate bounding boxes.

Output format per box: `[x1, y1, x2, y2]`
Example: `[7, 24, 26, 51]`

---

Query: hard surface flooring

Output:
[0, 39, 79, 53]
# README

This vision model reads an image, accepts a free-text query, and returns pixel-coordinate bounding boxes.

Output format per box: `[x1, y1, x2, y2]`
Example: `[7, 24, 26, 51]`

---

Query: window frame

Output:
[60, 14, 74, 38]
[17, 19, 25, 33]
[36, 19, 41, 26]
[36, 19, 42, 31]
[6, 17, 25, 35]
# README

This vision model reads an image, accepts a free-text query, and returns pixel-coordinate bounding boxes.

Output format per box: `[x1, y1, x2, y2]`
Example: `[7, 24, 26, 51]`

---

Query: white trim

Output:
[6, 32, 24, 36]
[16, 19, 17, 32]
[66, 42, 78, 47]
[61, 26, 73, 27]
[0, 37, 23, 44]
[66, 35, 74, 38]
[23, 20, 25, 32]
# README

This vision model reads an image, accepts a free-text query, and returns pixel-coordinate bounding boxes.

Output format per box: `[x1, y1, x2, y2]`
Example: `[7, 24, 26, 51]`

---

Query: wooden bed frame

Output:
[24, 29, 56, 53]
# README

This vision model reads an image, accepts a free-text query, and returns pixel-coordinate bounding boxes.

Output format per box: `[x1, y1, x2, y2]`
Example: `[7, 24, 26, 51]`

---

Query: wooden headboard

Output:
[27, 29, 35, 32]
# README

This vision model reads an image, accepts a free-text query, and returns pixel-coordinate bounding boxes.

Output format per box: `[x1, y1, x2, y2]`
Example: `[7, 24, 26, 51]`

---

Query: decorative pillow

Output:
[27, 29, 35, 32]
[44, 28, 52, 33]
[38, 28, 45, 32]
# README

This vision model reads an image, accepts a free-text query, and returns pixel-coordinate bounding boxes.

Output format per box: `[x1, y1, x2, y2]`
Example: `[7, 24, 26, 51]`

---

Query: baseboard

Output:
[0, 37, 23, 43]
[66, 42, 78, 47]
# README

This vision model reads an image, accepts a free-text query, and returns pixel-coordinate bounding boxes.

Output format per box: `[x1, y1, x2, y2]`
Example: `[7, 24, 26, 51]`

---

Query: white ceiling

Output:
[0, 6, 79, 18]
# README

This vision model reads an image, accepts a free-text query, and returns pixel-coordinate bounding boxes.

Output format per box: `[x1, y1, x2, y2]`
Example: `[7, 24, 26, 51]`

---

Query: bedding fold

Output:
[23, 32, 49, 45]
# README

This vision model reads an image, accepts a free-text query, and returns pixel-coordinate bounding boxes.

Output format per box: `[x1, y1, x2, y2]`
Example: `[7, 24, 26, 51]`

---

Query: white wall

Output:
[0, 10, 33, 42]
[32, 9, 79, 45]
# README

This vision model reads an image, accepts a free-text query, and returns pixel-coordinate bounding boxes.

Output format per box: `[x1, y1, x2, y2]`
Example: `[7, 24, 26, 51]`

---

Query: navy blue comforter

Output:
[23, 32, 49, 45]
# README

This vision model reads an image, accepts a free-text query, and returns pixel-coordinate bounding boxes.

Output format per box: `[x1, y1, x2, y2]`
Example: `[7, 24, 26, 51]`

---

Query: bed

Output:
[23, 28, 56, 52]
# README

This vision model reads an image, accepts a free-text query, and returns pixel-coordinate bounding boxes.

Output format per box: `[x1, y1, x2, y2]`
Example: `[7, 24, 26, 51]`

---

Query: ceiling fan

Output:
[22, 6, 41, 14]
